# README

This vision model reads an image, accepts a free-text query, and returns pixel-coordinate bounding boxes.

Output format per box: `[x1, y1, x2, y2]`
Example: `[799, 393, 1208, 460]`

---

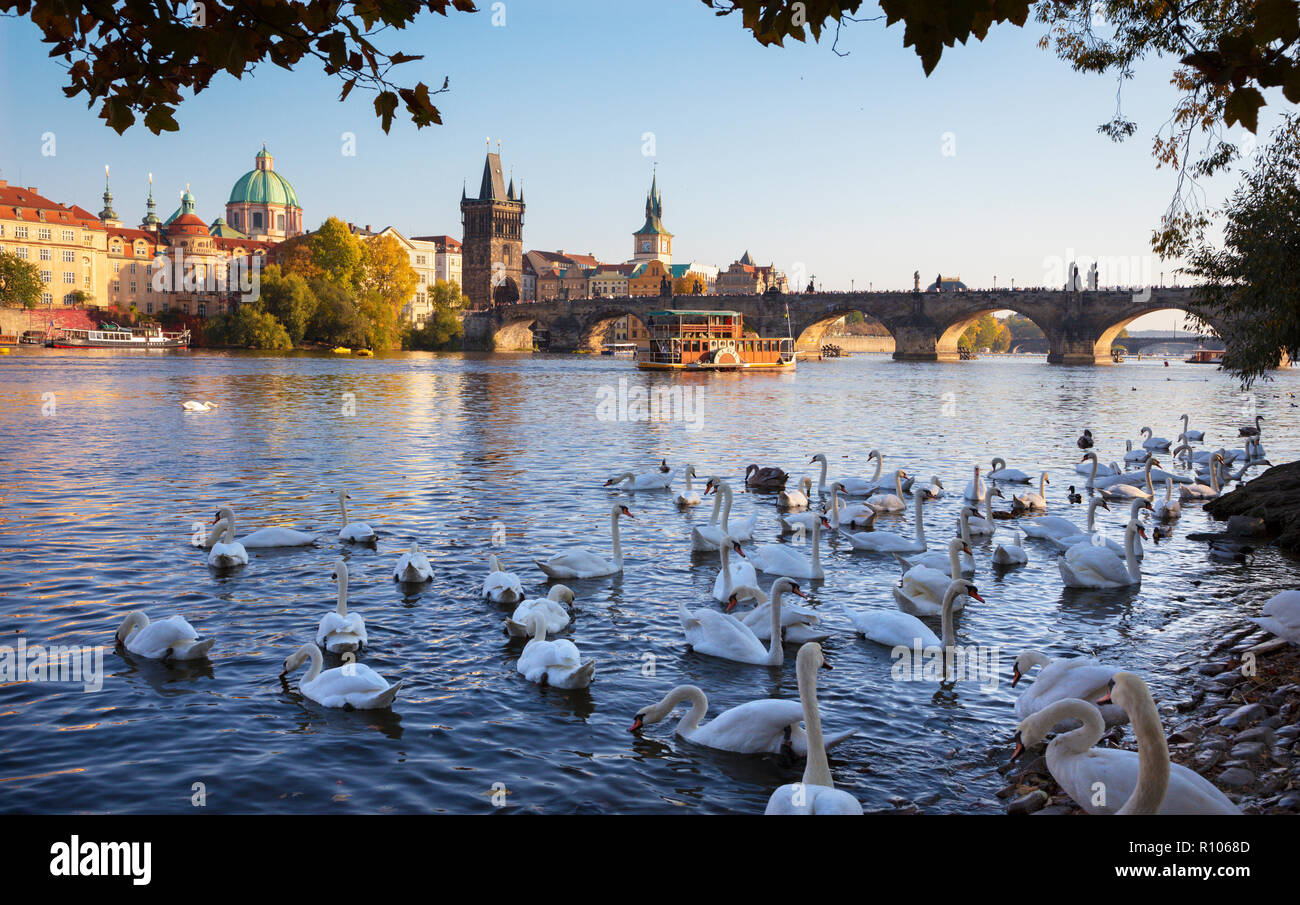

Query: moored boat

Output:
[635, 309, 795, 372]
[46, 323, 190, 349]
[1185, 348, 1224, 364]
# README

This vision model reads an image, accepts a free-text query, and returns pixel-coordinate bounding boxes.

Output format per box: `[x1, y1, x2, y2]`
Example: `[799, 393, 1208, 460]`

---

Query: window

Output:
[129, 262, 137, 274]
[83, 275, 91, 289]
[276, 213, 285, 231]
[40, 269, 51, 282]
[146, 302, 153, 314]
[197, 302, 207, 317]
[16, 247, 28, 259]
[39, 248, 51, 261]
[252, 212, 263, 229]
[129, 282, 136, 294]
[231, 212, 240, 229]
[41, 292, 52, 305]
[110, 240, 122, 253]
[82, 234, 93, 246]
[15, 226, 28, 239]
[416, 255, 426, 266]
[63, 292, 75, 305]
[38, 227, 51, 241]
[113, 262, 121, 273]
[62, 272, 75, 284]
[62, 230, 74, 242]
[0, 224, 4, 236]
[112, 281, 121, 293]
[62, 250, 74, 263]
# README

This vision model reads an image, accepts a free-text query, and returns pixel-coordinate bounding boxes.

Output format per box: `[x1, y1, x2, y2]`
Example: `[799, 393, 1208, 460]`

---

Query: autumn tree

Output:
[258, 265, 318, 345]
[360, 233, 418, 322]
[310, 217, 367, 291]
[0, 249, 43, 308]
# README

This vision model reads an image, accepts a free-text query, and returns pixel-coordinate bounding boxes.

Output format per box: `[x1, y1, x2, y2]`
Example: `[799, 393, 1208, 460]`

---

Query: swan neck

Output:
[940, 585, 959, 654]
[915, 495, 926, 542]
[675, 686, 709, 735]
[1125, 521, 1141, 581]
[610, 509, 623, 568]
[767, 585, 784, 665]
[815, 456, 828, 492]
[719, 483, 734, 531]
[1118, 689, 1171, 815]
[304, 645, 323, 683]
[336, 569, 348, 615]
[1040, 699, 1105, 755]
[707, 483, 722, 525]
[797, 652, 832, 788]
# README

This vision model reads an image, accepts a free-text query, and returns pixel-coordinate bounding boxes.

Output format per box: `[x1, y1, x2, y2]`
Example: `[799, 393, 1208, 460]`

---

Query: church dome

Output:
[228, 145, 300, 208]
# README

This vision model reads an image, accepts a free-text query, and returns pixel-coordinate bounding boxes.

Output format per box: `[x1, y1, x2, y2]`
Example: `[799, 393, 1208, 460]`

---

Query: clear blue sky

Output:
[0, 1, 1288, 328]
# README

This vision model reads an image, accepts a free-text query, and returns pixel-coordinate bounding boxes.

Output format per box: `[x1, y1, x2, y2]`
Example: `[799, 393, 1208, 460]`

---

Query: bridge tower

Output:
[460, 147, 524, 308]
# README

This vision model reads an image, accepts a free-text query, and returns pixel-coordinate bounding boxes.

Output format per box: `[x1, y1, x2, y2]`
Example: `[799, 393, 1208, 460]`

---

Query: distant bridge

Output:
[464, 287, 1228, 366]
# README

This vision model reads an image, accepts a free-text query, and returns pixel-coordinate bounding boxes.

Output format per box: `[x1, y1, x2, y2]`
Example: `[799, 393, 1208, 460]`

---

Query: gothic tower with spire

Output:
[632, 172, 671, 265]
[460, 147, 524, 307]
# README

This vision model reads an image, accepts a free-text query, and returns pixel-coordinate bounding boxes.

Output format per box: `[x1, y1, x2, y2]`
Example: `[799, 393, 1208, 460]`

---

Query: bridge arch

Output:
[793, 307, 897, 351]
[935, 307, 1052, 360]
[490, 316, 541, 351]
[577, 305, 651, 353]
[1092, 305, 1221, 362]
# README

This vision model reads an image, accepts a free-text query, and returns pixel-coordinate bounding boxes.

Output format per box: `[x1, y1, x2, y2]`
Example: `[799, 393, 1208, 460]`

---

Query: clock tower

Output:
[631, 173, 672, 265]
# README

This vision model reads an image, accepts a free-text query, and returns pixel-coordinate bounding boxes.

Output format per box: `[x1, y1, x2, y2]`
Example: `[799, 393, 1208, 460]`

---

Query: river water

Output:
[0, 348, 1295, 814]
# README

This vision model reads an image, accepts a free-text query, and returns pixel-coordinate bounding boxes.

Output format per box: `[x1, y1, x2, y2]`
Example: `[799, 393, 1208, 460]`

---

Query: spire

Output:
[141, 172, 159, 228]
[507, 167, 516, 201]
[478, 151, 506, 201]
[99, 164, 118, 222]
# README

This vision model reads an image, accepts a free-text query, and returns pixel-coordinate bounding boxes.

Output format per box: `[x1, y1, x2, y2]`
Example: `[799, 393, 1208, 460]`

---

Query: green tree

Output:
[259, 265, 318, 345]
[0, 249, 44, 308]
[404, 279, 465, 350]
[310, 217, 366, 292]
[1003, 313, 1044, 341]
[306, 279, 369, 347]
[1186, 114, 1300, 386]
[206, 304, 292, 350]
[959, 313, 1010, 351]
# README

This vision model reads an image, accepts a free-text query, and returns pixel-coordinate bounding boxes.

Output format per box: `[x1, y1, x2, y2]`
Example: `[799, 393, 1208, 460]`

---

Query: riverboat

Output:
[601, 342, 639, 358]
[46, 324, 190, 349]
[635, 309, 796, 372]
[1185, 348, 1225, 364]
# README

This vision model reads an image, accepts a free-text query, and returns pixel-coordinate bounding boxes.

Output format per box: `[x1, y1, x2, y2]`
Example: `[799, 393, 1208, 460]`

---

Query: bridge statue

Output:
[914, 270, 920, 292]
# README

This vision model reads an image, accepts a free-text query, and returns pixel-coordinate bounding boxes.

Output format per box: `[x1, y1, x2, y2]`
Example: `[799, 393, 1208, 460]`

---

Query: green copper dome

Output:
[228, 168, 300, 208]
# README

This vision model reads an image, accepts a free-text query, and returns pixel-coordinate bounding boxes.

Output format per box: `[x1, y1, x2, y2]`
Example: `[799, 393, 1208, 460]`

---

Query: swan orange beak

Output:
[629, 716, 643, 732]
[1096, 692, 1112, 705]
[1011, 731, 1025, 762]
[726, 595, 739, 612]
[790, 586, 808, 599]
[1011, 665, 1022, 687]
[967, 590, 985, 603]
[821, 656, 833, 670]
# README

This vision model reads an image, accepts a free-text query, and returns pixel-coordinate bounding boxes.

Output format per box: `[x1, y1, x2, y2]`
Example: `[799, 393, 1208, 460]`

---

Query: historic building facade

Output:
[460, 150, 524, 307]
[716, 251, 788, 295]
[632, 174, 672, 265]
[225, 146, 303, 240]
[0, 180, 108, 308]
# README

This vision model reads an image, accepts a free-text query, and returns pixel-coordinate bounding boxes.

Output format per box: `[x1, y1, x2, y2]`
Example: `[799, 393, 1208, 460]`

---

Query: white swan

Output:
[206, 512, 248, 568]
[393, 542, 433, 583]
[1140, 426, 1172, 451]
[1179, 413, 1205, 442]
[915, 475, 945, 500]
[713, 540, 766, 605]
[865, 469, 908, 513]
[630, 683, 855, 756]
[605, 468, 673, 491]
[516, 611, 595, 689]
[505, 585, 575, 637]
[700, 478, 757, 544]
[1058, 506, 1148, 588]
[1152, 477, 1181, 521]
[1075, 455, 1119, 478]
[962, 465, 984, 503]
[988, 457, 1031, 483]
[841, 493, 926, 553]
[896, 537, 974, 577]
[777, 476, 814, 511]
[204, 506, 316, 549]
[992, 530, 1029, 566]
[962, 487, 1001, 537]
[1023, 496, 1108, 544]
[844, 604, 939, 649]
[1012, 472, 1050, 512]
[336, 490, 376, 543]
[1011, 650, 1127, 725]
[281, 642, 400, 710]
[1179, 455, 1223, 502]
[181, 400, 219, 412]
[1012, 672, 1240, 814]
[1100, 458, 1158, 502]
[679, 576, 804, 665]
[1250, 590, 1300, 644]
[748, 515, 826, 580]
[894, 554, 984, 618]
[823, 481, 876, 528]
[535, 505, 632, 579]
[765, 642, 863, 815]
[810, 452, 873, 496]
[482, 553, 525, 603]
[1123, 439, 1150, 464]
[315, 558, 367, 654]
[1052, 499, 1145, 559]
[674, 465, 702, 507]
[733, 577, 827, 643]
[691, 477, 728, 551]
[115, 611, 213, 660]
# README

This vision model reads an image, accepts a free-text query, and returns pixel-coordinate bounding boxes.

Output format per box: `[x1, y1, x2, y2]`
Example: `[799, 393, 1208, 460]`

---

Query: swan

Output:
[1123, 440, 1151, 464]
[844, 604, 939, 649]
[115, 611, 213, 660]
[962, 487, 1002, 537]
[893, 551, 984, 618]
[1011, 472, 1050, 512]
[823, 482, 875, 528]
[535, 505, 632, 579]
[505, 585, 575, 638]
[516, 611, 595, 689]
[733, 577, 827, 643]
[315, 558, 367, 654]
[1077, 429, 1094, 449]
[1058, 506, 1148, 588]
[1140, 426, 1172, 451]
[1178, 414, 1204, 443]
[1250, 590, 1300, 644]
[206, 511, 249, 568]
[1012, 672, 1240, 814]
[745, 463, 789, 492]
[605, 468, 673, 491]
[204, 506, 316, 549]
[779, 509, 826, 535]
[675, 465, 703, 507]
[777, 476, 814, 511]
[679, 577, 804, 665]
[810, 452, 874, 496]
[699, 478, 758, 544]
[1054, 498, 1145, 560]
[281, 642, 400, 710]
[181, 400, 219, 412]
[992, 530, 1029, 566]
[1179, 455, 1223, 502]
[841, 494, 926, 553]
[748, 515, 826, 579]
[1011, 650, 1126, 725]
[1238, 414, 1263, 438]
[1075, 455, 1118, 478]
[690, 477, 728, 551]
[765, 643, 863, 815]
[713, 540, 766, 605]
[962, 465, 984, 503]
[336, 490, 376, 543]
[629, 683, 855, 756]
[482, 553, 525, 603]
[915, 475, 945, 500]
[988, 457, 1032, 483]
[865, 469, 908, 513]
[392, 542, 433, 583]
[1152, 477, 1181, 521]
[1023, 496, 1108, 543]
[1100, 458, 1158, 502]
[895, 537, 974, 577]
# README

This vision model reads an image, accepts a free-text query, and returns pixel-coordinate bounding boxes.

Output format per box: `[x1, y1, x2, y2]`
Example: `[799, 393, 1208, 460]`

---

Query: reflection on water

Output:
[0, 347, 1295, 813]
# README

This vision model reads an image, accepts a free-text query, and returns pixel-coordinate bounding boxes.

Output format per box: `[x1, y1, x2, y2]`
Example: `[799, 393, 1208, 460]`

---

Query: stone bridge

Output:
[463, 287, 1222, 365]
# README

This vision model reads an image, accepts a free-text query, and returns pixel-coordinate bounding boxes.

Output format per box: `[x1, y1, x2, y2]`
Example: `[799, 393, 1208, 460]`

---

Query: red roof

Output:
[412, 234, 461, 251]
[0, 181, 105, 229]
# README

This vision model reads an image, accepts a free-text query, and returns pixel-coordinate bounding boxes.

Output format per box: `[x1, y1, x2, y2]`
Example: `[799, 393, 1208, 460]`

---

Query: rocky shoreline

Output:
[1206, 461, 1300, 555]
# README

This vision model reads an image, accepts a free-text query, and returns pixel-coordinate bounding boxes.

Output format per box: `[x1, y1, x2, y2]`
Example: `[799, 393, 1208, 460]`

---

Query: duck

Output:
[1209, 540, 1254, 563]
[336, 490, 377, 543]
[992, 530, 1029, 566]
[1011, 672, 1240, 813]
[1077, 429, 1094, 449]
[1011, 472, 1050, 512]
[748, 516, 827, 580]
[206, 511, 249, 568]
[315, 558, 367, 654]
[629, 683, 855, 756]
[679, 577, 805, 665]
[1011, 650, 1127, 725]
[674, 465, 703, 507]
[713, 540, 766, 605]
[1057, 507, 1148, 588]
[605, 468, 673, 491]
[203, 506, 316, 549]
[505, 585, 575, 638]
[865, 469, 908, 513]
[658, 458, 671, 473]
[777, 476, 814, 511]
[895, 537, 974, 577]
[535, 505, 633, 579]
[392, 542, 433, 583]
[730, 577, 827, 643]
[181, 400, 219, 412]
[281, 642, 400, 710]
[840, 494, 926, 553]
[987, 457, 1032, 483]
[745, 463, 789, 492]
[1250, 590, 1300, 644]
[516, 611, 595, 689]
[115, 610, 213, 661]
[764, 643, 864, 815]
[482, 553, 525, 604]
[1067, 485, 1083, 504]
